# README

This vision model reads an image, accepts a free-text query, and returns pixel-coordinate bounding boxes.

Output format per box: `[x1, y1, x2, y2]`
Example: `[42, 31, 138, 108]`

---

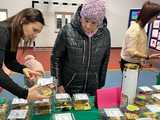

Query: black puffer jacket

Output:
[51, 5, 111, 95]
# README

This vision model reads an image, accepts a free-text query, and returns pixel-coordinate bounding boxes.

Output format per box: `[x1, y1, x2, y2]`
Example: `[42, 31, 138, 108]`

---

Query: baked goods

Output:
[33, 98, 52, 115]
[55, 93, 72, 111]
[7, 109, 30, 120]
[37, 77, 57, 97]
[73, 93, 91, 110]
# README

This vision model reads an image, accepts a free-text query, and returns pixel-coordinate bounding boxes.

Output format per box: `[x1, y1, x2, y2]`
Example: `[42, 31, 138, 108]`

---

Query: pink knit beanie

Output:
[24, 55, 44, 74]
[80, 0, 106, 25]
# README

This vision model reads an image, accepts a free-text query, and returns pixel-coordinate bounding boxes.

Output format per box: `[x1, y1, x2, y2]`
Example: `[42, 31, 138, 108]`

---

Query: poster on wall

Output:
[128, 9, 149, 34]
[149, 15, 160, 51]
[128, 9, 140, 27]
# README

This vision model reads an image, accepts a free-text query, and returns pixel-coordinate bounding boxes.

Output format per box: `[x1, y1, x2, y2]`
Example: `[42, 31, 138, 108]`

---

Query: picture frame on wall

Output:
[153, 20, 160, 29]
[149, 16, 160, 51]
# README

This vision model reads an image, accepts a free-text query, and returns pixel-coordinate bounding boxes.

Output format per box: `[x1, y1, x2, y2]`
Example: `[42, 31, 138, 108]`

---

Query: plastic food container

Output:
[7, 109, 30, 120]
[11, 98, 29, 110]
[73, 93, 91, 110]
[134, 95, 147, 107]
[101, 108, 125, 120]
[152, 85, 160, 93]
[37, 77, 57, 97]
[138, 86, 153, 95]
[53, 112, 75, 120]
[55, 93, 72, 111]
[124, 104, 140, 119]
[33, 98, 52, 115]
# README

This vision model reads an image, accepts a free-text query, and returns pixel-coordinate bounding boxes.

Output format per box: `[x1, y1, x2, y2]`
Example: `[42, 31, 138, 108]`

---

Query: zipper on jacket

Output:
[82, 40, 86, 64]
[83, 37, 91, 92]
[65, 73, 77, 88]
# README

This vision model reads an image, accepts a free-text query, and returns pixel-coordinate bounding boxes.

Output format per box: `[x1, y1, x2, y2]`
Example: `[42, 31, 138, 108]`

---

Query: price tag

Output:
[8, 110, 28, 119]
[12, 98, 28, 104]
[37, 77, 53, 86]
[136, 118, 152, 120]
[56, 93, 70, 99]
[74, 93, 89, 101]
[104, 108, 124, 117]
[35, 98, 50, 104]
[55, 113, 74, 120]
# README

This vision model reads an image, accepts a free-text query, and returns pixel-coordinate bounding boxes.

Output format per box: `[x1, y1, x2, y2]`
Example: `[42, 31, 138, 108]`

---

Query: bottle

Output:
[122, 63, 139, 104]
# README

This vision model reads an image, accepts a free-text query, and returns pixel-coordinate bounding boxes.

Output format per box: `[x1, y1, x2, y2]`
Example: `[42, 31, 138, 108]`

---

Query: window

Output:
[56, 14, 62, 29]
[55, 12, 73, 31]
[0, 9, 7, 21]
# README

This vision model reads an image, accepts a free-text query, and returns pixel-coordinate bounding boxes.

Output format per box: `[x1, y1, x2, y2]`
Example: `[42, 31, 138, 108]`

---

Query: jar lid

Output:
[127, 104, 139, 111]
[137, 95, 146, 100]
[124, 63, 139, 69]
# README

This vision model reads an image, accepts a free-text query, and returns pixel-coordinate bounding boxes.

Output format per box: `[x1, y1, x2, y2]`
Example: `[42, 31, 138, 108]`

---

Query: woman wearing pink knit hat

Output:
[51, 0, 111, 95]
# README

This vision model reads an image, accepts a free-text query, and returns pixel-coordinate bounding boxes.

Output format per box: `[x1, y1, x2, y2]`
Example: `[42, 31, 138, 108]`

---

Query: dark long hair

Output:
[137, 1, 160, 28]
[5, 8, 45, 51]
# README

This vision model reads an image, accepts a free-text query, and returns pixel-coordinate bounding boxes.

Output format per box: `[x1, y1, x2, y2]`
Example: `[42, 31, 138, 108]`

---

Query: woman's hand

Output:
[57, 85, 65, 93]
[27, 85, 49, 100]
[23, 68, 41, 81]
[149, 53, 160, 59]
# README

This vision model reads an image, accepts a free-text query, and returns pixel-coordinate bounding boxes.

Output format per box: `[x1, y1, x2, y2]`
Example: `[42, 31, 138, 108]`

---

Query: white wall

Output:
[0, 0, 160, 47]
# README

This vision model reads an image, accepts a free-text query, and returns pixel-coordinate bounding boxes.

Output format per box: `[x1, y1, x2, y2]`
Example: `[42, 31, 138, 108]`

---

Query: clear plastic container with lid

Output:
[33, 98, 52, 115]
[138, 86, 153, 95]
[134, 95, 147, 107]
[101, 108, 125, 120]
[73, 93, 91, 110]
[11, 97, 29, 110]
[124, 104, 140, 120]
[37, 76, 57, 97]
[53, 112, 75, 120]
[0, 97, 8, 120]
[7, 109, 30, 120]
[152, 85, 160, 93]
[55, 93, 72, 111]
